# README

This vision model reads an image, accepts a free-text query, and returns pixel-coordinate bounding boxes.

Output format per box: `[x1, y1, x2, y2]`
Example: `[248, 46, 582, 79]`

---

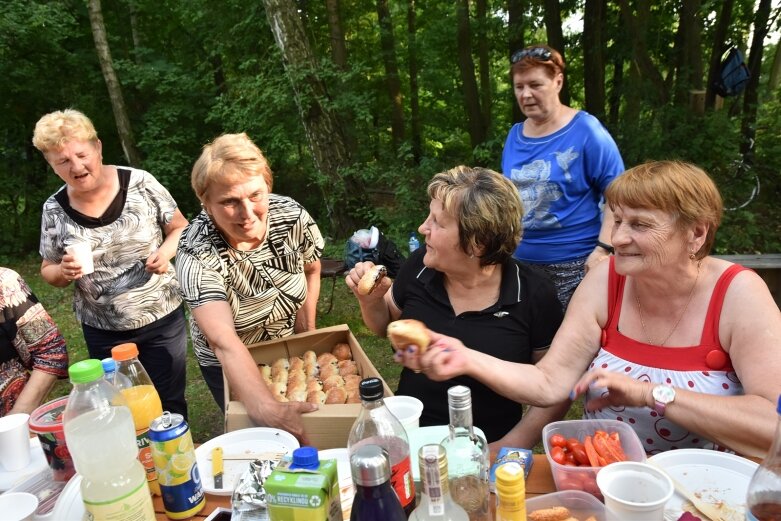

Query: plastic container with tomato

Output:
[542, 419, 646, 500]
[28, 396, 75, 482]
[526, 490, 606, 521]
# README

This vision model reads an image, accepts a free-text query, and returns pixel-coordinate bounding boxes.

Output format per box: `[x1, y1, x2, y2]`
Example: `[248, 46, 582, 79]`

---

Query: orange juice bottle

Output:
[112, 343, 163, 496]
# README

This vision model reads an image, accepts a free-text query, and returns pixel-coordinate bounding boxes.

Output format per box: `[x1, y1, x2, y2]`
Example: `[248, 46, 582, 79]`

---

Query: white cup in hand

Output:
[65, 242, 94, 275]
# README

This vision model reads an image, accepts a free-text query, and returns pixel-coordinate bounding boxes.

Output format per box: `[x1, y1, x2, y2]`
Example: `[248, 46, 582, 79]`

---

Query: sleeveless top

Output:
[584, 257, 748, 454]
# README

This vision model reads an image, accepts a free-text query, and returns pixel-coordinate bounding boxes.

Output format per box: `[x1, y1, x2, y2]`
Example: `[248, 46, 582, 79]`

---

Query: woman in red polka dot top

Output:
[396, 160, 781, 458]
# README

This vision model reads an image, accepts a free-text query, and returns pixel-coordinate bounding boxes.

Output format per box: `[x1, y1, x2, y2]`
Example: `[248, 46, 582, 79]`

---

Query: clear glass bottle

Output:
[348, 378, 416, 517]
[440, 385, 490, 521]
[494, 463, 527, 521]
[410, 444, 469, 521]
[409, 232, 420, 254]
[746, 394, 781, 520]
[350, 444, 407, 521]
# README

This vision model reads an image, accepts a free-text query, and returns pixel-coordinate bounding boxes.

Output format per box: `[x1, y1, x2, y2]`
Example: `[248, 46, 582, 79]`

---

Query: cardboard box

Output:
[266, 458, 341, 521]
[224, 324, 394, 449]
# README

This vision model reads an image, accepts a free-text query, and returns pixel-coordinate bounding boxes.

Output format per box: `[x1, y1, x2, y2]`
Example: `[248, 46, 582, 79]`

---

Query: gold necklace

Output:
[635, 261, 701, 346]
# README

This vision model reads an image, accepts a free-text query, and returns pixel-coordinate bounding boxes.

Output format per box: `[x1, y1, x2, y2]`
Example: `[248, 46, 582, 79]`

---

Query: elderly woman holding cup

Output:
[33, 109, 190, 419]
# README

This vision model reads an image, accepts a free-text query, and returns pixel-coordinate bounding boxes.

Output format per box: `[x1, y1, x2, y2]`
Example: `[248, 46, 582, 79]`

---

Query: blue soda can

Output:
[149, 412, 206, 519]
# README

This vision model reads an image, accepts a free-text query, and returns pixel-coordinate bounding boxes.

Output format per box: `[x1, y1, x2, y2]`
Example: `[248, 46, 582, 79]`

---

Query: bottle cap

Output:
[358, 378, 384, 401]
[350, 444, 390, 486]
[290, 446, 319, 470]
[101, 358, 116, 374]
[68, 359, 104, 383]
[447, 385, 472, 410]
[418, 444, 448, 487]
[111, 343, 139, 361]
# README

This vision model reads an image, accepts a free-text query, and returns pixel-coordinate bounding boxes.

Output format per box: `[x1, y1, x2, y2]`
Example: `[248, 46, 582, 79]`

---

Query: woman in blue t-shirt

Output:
[502, 44, 625, 309]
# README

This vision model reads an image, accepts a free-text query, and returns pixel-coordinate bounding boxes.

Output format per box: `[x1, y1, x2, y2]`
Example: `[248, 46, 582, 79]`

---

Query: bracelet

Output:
[596, 241, 614, 254]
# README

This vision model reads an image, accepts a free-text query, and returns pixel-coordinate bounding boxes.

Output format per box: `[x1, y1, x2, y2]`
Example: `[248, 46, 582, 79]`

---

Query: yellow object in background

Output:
[495, 463, 527, 521]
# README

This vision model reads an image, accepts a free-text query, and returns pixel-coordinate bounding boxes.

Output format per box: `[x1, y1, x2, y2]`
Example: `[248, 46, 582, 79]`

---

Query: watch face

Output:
[653, 385, 675, 404]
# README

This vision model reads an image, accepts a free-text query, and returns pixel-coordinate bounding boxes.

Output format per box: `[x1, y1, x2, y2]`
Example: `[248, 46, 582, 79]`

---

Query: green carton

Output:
[266, 458, 341, 521]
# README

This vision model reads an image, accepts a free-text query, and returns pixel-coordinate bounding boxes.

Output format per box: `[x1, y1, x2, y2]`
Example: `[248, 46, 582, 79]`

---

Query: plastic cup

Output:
[596, 461, 674, 521]
[0, 413, 31, 471]
[384, 396, 424, 431]
[65, 241, 94, 275]
[29, 396, 75, 482]
[0, 492, 39, 521]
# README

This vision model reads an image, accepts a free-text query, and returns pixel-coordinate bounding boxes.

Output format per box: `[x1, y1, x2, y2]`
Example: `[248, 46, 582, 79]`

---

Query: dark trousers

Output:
[83, 305, 189, 420]
[199, 364, 225, 413]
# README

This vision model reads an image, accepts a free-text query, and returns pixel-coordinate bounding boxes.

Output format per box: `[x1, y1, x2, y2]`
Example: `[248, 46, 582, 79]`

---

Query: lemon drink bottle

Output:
[149, 411, 205, 519]
[63, 359, 155, 521]
[112, 343, 163, 496]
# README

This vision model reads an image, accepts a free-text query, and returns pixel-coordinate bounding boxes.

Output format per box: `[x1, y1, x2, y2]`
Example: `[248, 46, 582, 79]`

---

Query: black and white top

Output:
[175, 194, 324, 367]
[39, 167, 183, 331]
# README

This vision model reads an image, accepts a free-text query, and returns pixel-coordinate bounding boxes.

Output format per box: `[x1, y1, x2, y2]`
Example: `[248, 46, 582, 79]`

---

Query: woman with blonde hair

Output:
[176, 133, 324, 443]
[33, 109, 189, 418]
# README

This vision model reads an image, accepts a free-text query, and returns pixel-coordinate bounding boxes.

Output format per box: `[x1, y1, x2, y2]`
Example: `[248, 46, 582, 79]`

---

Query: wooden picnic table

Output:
[152, 453, 557, 520]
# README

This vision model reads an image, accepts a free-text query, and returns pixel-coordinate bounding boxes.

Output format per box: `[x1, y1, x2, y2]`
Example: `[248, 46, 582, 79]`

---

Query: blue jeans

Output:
[83, 305, 189, 420]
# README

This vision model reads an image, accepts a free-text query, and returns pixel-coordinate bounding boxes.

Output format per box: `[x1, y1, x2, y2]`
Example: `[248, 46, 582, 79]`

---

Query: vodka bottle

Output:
[410, 444, 469, 521]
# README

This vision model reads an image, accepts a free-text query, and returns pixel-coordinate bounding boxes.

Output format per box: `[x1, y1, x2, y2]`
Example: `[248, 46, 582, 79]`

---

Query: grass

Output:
[5, 252, 580, 446]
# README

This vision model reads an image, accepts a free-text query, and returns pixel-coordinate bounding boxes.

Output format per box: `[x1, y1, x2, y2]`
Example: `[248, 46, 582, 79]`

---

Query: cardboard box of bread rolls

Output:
[224, 324, 394, 449]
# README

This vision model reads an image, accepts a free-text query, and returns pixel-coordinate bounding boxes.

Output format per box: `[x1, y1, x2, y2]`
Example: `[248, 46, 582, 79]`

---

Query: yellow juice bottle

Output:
[112, 343, 163, 496]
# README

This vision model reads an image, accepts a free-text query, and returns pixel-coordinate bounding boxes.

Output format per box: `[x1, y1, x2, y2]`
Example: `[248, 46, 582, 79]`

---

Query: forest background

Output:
[1, 0, 781, 441]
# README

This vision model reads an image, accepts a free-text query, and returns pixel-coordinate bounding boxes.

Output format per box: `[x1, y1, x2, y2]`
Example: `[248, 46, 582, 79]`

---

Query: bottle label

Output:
[83, 478, 156, 521]
[390, 456, 415, 508]
[135, 428, 158, 484]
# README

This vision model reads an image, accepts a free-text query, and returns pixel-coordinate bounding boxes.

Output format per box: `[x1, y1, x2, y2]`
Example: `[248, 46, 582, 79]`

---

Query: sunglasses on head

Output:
[511, 47, 552, 64]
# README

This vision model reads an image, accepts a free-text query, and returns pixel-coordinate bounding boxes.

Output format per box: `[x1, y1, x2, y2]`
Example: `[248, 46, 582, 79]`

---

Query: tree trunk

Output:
[508, 0, 525, 123]
[261, 0, 360, 235]
[583, 0, 605, 120]
[672, 0, 703, 106]
[456, 0, 486, 150]
[740, 0, 773, 162]
[376, 0, 405, 149]
[127, 0, 142, 62]
[705, 0, 735, 109]
[87, 0, 142, 167]
[407, 0, 422, 164]
[770, 39, 781, 91]
[325, 0, 348, 70]
[476, 0, 491, 134]
[542, 0, 570, 105]
[616, 0, 667, 105]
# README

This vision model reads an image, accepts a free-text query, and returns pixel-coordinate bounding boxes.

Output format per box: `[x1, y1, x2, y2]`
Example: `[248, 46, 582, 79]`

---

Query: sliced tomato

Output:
[549, 433, 568, 448]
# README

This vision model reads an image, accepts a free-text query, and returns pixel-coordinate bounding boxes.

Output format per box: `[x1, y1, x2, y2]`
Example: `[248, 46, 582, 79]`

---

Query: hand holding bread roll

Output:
[357, 264, 388, 295]
[387, 319, 430, 352]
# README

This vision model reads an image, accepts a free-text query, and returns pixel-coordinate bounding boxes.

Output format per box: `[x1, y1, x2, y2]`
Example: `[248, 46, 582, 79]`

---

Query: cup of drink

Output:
[65, 241, 94, 275]
[0, 413, 31, 471]
[596, 461, 674, 521]
[384, 396, 424, 431]
[0, 492, 39, 521]
[29, 396, 75, 481]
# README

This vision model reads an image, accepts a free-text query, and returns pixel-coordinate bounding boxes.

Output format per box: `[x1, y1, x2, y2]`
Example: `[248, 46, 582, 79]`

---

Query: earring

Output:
[689, 251, 696, 260]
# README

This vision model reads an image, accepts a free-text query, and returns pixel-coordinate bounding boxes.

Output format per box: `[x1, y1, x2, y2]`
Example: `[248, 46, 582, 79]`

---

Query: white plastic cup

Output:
[0, 492, 39, 521]
[0, 413, 31, 471]
[384, 396, 424, 431]
[596, 461, 674, 521]
[65, 241, 94, 275]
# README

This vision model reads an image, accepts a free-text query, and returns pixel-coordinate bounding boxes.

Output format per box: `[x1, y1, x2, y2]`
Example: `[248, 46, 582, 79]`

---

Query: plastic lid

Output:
[290, 447, 320, 470]
[358, 378, 384, 401]
[101, 358, 116, 374]
[68, 359, 104, 384]
[111, 343, 139, 361]
[28, 396, 69, 432]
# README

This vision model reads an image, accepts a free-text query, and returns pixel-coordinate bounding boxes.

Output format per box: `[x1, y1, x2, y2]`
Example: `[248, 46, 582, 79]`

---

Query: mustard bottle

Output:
[495, 462, 527, 521]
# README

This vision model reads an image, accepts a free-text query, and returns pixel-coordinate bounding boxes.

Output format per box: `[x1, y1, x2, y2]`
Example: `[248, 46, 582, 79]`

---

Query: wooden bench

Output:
[714, 253, 781, 307]
[320, 258, 347, 313]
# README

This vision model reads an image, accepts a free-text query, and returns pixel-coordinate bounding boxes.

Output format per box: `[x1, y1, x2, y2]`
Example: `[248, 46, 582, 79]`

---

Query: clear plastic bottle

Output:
[409, 232, 420, 254]
[440, 385, 490, 521]
[347, 378, 416, 517]
[63, 359, 155, 521]
[112, 343, 163, 496]
[101, 357, 117, 384]
[350, 444, 407, 521]
[494, 463, 527, 521]
[746, 394, 781, 520]
[410, 444, 469, 521]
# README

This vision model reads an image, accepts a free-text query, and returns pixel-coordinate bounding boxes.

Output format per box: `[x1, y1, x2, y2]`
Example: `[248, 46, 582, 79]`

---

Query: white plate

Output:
[318, 448, 353, 521]
[0, 437, 48, 491]
[45, 474, 84, 521]
[194, 428, 299, 496]
[408, 425, 486, 482]
[648, 449, 758, 521]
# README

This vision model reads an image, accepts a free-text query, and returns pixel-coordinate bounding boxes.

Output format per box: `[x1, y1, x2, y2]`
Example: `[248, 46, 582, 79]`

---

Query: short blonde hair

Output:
[32, 109, 98, 152]
[605, 161, 723, 259]
[427, 166, 523, 266]
[191, 133, 273, 203]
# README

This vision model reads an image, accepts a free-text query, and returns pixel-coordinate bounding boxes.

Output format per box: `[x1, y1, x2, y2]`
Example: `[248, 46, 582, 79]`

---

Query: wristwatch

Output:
[652, 385, 676, 416]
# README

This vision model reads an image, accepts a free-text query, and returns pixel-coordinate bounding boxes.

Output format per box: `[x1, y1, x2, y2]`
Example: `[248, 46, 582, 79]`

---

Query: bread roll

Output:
[387, 319, 430, 352]
[306, 378, 323, 393]
[272, 367, 288, 384]
[319, 363, 339, 380]
[303, 350, 317, 366]
[357, 265, 387, 295]
[343, 374, 361, 389]
[323, 375, 345, 391]
[325, 387, 347, 404]
[286, 380, 306, 395]
[289, 356, 304, 372]
[317, 352, 338, 366]
[338, 360, 358, 376]
[259, 365, 272, 385]
[331, 342, 352, 361]
[270, 382, 288, 402]
[303, 360, 318, 377]
[307, 390, 326, 404]
[346, 389, 361, 403]
[287, 389, 308, 402]
[287, 369, 306, 387]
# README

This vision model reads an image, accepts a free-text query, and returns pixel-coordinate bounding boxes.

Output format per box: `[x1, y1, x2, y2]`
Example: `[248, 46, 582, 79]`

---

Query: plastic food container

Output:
[526, 490, 606, 521]
[542, 419, 646, 499]
[28, 396, 75, 482]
